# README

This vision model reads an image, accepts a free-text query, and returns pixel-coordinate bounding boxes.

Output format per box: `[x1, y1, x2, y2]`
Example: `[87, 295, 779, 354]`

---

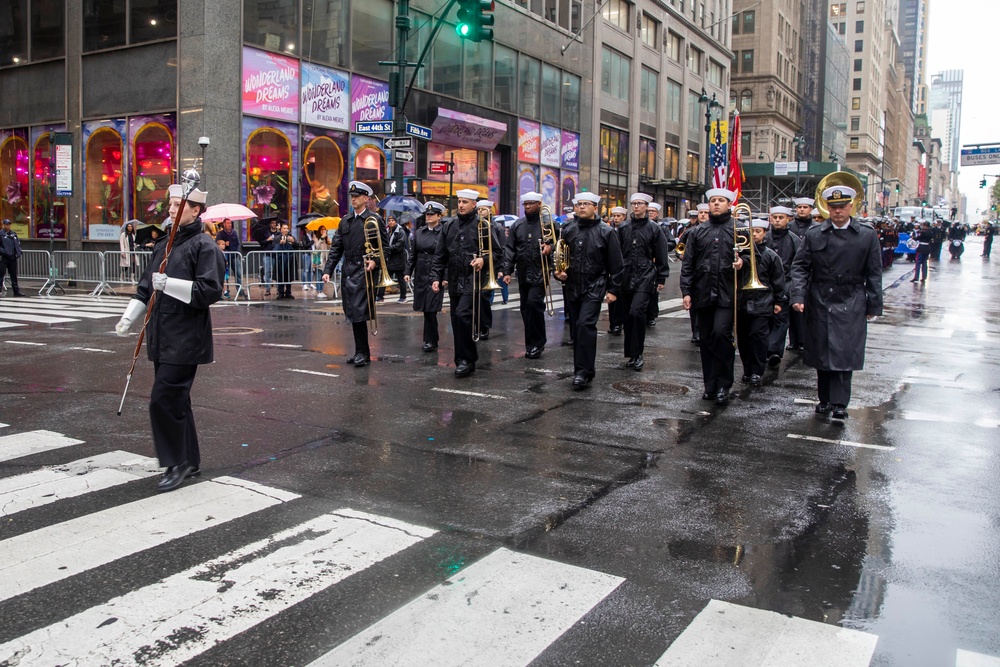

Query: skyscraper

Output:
[898, 0, 930, 113]
[929, 70, 963, 173]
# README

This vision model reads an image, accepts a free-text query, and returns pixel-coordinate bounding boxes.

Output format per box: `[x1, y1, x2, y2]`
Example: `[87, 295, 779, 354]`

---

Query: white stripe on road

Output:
[2, 340, 45, 345]
[0, 430, 85, 463]
[0, 312, 78, 324]
[0, 423, 7, 428]
[431, 387, 506, 400]
[899, 411, 1000, 429]
[957, 648, 1000, 667]
[0, 306, 121, 319]
[793, 398, 818, 405]
[0, 451, 160, 517]
[0, 323, 26, 329]
[0, 301, 124, 314]
[903, 328, 954, 338]
[288, 368, 340, 378]
[0, 476, 299, 603]
[68, 346, 116, 353]
[262, 343, 303, 348]
[310, 547, 624, 667]
[653, 599, 878, 666]
[0, 510, 434, 667]
[786, 433, 895, 451]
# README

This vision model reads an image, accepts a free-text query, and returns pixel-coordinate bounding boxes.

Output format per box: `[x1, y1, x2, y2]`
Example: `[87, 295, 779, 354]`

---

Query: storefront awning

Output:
[430, 109, 507, 151]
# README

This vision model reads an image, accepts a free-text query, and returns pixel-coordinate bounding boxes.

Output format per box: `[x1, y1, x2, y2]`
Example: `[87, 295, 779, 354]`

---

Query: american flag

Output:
[711, 121, 727, 188]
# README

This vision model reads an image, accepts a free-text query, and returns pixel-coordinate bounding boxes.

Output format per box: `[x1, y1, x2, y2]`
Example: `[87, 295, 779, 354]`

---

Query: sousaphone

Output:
[815, 171, 865, 219]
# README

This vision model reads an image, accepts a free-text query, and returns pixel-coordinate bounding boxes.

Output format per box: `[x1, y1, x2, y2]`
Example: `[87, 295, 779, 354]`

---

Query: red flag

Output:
[727, 112, 744, 203]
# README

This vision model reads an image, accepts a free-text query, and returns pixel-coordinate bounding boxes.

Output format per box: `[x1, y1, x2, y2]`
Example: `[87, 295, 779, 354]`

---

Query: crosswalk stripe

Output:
[0, 304, 123, 318]
[0, 509, 435, 667]
[0, 312, 78, 324]
[0, 322, 25, 329]
[1, 298, 125, 309]
[957, 648, 1000, 666]
[0, 451, 160, 517]
[0, 476, 300, 603]
[653, 599, 878, 666]
[0, 430, 84, 463]
[310, 547, 624, 667]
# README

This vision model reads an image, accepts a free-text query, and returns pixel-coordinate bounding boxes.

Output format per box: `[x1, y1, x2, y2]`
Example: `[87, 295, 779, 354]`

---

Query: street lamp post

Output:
[793, 134, 806, 197]
[699, 89, 723, 188]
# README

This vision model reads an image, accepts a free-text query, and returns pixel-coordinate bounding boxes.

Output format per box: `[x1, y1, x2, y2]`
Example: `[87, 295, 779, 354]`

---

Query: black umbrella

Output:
[251, 216, 285, 243]
[134, 223, 164, 248]
[296, 212, 325, 227]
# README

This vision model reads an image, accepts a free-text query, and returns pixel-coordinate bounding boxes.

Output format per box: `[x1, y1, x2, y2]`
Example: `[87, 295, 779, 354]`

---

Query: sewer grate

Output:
[612, 381, 689, 396]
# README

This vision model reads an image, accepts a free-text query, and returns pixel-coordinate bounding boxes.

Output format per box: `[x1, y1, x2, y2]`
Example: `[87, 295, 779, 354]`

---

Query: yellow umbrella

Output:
[306, 216, 340, 231]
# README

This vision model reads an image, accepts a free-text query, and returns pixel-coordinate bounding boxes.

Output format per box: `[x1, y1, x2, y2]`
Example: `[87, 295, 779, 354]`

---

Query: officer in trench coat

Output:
[322, 181, 389, 367]
[791, 184, 883, 420]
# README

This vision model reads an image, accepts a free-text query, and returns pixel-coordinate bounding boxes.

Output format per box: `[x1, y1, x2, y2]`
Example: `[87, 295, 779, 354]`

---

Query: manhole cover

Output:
[612, 381, 689, 396]
[213, 326, 263, 335]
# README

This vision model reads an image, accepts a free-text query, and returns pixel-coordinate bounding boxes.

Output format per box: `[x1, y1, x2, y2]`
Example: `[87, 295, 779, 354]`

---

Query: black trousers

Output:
[689, 307, 700, 337]
[519, 282, 547, 351]
[149, 362, 200, 469]
[608, 295, 624, 329]
[788, 308, 805, 348]
[566, 299, 602, 379]
[737, 313, 771, 377]
[479, 290, 494, 331]
[352, 321, 371, 359]
[622, 291, 653, 358]
[645, 295, 659, 322]
[378, 268, 407, 299]
[817, 369, 853, 406]
[423, 312, 439, 345]
[450, 290, 478, 365]
[696, 306, 736, 393]
[768, 308, 790, 358]
[0, 255, 19, 291]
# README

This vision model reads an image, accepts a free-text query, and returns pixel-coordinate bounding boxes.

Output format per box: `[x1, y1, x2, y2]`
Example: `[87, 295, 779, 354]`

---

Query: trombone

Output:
[472, 211, 502, 342]
[731, 202, 768, 346]
[539, 204, 557, 316]
[362, 216, 397, 336]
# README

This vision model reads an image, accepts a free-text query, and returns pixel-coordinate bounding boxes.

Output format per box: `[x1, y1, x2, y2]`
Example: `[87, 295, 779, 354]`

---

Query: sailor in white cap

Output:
[764, 204, 802, 367]
[115, 176, 225, 492]
[502, 191, 553, 359]
[811, 208, 823, 223]
[790, 182, 882, 420]
[430, 188, 503, 377]
[679, 186, 745, 404]
[735, 218, 787, 387]
[619, 192, 670, 370]
[644, 201, 671, 326]
[790, 197, 816, 238]
[322, 180, 389, 368]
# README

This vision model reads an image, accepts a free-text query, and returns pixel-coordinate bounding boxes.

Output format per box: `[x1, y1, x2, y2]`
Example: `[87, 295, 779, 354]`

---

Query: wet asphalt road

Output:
[0, 236, 998, 666]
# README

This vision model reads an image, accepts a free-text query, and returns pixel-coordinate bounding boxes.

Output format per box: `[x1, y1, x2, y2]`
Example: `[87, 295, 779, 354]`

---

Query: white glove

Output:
[162, 277, 194, 304]
[116, 299, 147, 337]
[152, 272, 168, 291]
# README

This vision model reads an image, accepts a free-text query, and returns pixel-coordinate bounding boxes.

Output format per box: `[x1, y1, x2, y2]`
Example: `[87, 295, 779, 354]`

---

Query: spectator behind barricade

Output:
[383, 215, 409, 303]
[120, 222, 138, 282]
[312, 228, 330, 298]
[274, 222, 298, 299]
[216, 237, 233, 298]
[215, 218, 243, 299]
[143, 228, 161, 250]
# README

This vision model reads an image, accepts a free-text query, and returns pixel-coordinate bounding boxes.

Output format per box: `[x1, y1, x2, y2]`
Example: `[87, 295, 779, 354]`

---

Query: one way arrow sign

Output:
[394, 149, 415, 163]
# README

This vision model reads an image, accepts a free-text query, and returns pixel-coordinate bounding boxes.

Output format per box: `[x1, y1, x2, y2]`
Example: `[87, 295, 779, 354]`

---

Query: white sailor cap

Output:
[520, 191, 543, 203]
[167, 184, 207, 204]
[687, 210, 699, 217]
[821, 186, 856, 205]
[705, 188, 736, 202]
[648, 202, 662, 211]
[477, 200, 494, 209]
[793, 197, 815, 207]
[610, 206, 627, 215]
[456, 188, 481, 200]
[811, 208, 822, 216]
[575, 192, 600, 204]
[697, 203, 710, 211]
[348, 181, 373, 196]
[629, 193, 653, 204]
[769, 206, 794, 216]
[424, 201, 446, 214]
[752, 219, 770, 229]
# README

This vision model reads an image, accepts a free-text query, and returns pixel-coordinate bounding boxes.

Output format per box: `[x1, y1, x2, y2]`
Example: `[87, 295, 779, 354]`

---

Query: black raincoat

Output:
[557, 217, 624, 301]
[502, 213, 550, 286]
[789, 216, 815, 239]
[790, 218, 883, 371]
[407, 223, 444, 313]
[765, 226, 801, 278]
[679, 212, 740, 308]
[618, 216, 670, 293]
[322, 209, 389, 323]
[737, 243, 787, 316]
[430, 211, 503, 295]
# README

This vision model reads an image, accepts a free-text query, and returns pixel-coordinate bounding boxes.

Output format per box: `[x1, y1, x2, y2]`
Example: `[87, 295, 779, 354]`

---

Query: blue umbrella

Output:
[379, 196, 426, 215]
[493, 214, 518, 227]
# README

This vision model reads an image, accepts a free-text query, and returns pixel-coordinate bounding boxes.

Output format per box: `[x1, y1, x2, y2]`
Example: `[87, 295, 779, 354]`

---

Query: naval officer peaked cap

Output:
[348, 181, 373, 196]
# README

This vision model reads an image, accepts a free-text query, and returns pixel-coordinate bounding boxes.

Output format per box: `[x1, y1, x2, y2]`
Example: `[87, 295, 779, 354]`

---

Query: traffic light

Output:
[456, 0, 494, 42]
[982, 178, 988, 188]
[895, 184, 900, 193]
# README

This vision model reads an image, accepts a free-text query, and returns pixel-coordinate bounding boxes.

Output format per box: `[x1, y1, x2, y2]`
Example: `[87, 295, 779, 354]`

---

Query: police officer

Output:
[503, 192, 551, 359]
[0, 219, 25, 297]
[322, 181, 389, 367]
[619, 192, 670, 371]
[764, 205, 800, 366]
[791, 184, 883, 419]
[555, 192, 624, 388]
[115, 182, 225, 492]
[405, 201, 446, 351]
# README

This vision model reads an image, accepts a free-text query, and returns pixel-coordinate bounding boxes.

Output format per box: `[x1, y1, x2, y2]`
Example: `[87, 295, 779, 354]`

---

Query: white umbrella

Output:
[201, 203, 258, 222]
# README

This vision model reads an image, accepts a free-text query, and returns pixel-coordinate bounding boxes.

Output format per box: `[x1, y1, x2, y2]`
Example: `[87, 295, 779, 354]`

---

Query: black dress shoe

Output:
[12, 291, 26, 297]
[749, 374, 762, 387]
[702, 392, 713, 400]
[454, 361, 476, 377]
[632, 355, 644, 371]
[572, 373, 592, 389]
[157, 462, 196, 493]
[815, 402, 833, 414]
[608, 326, 622, 335]
[346, 354, 357, 364]
[832, 405, 848, 419]
[352, 354, 370, 367]
[767, 354, 782, 367]
[525, 347, 542, 359]
[691, 337, 701, 346]
[625, 357, 636, 368]
[647, 319, 657, 327]
[715, 389, 730, 405]
[422, 342, 437, 352]
[741, 374, 751, 384]
[479, 328, 490, 340]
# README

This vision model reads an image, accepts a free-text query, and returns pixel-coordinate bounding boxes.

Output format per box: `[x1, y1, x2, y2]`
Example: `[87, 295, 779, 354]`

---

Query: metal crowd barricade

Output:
[102, 250, 153, 291]
[243, 249, 338, 300]
[221, 251, 247, 301]
[49, 251, 110, 296]
[1, 250, 54, 295]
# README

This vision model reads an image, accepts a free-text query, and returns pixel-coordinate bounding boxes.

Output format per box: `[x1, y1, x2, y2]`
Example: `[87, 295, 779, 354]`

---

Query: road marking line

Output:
[793, 398, 817, 405]
[0, 423, 7, 428]
[432, 387, 506, 400]
[787, 433, 895, 451]
[0, 451, 160, 517]
[0, 322, 25, 329]
[261, 343, 303, 348]
[310, 547, 624, 667]
[68, 346, 116, 353]
[0, 476, 300, 603]
[0, 430, 85, 463]
[0, 312, 78, 324]
[526, 367, 557, 374]
[956, 648, 1000, 667]
[288, 368, 340, 378]
[0, 301, 124, 314]
[3, 340, 45, 345]
[903, 328, 954, 338]
[899, 411, 1000, 429]
[0, 510, 435, 667]
[653, 599, 878, 666]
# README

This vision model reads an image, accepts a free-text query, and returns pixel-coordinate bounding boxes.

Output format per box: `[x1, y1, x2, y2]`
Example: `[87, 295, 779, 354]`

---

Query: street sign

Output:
[405, 122, 433, 141]
[960, 145, 1000, 167]
[394, 149, 415, 163]
[53, 132, 74, 197]
[384, 137, 413, 150]
[429, 161, 451, 175]
[355, 121, 393, 135]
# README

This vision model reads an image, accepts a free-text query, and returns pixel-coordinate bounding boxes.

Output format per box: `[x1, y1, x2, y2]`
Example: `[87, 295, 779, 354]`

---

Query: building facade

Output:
[897, 0, 929, 114]
[928, 69, 963, 174]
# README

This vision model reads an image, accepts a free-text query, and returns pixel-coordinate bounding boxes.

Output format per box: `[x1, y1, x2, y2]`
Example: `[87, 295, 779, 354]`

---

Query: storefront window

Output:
[663, 145, 679, 178]
[246, 128, 292, 221]
[464, 40, 493, 108]
[541, 63, 560, 126]
[244, 0, 298, 55]
[83, 0, 126, 52]
[599, 125, 628, 210]
[354, 145, 386, 200]
[686, 151, 700, 181]
[0, 135, 30, 234]
[432, 26, 462, 97]
[85, 128, 125, 228]
[494, 45, 517, 113]
[132, 123, 173, 224]
[303, 135, 344, 216]
[351, 0, 393, 76]
[639, 138, 656, 177]
[32, 134, 68, 238]
[131, 0, 178, 43]
[303, 0, 347, 67]
[561, 72, 580, 131]
[32, 0, 65, 60]
[1, 1, 28, 65]
[519, 55, 540, 119]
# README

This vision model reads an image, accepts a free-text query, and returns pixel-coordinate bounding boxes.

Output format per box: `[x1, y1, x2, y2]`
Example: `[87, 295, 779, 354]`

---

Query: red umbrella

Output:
[201, 203, 258, 222]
